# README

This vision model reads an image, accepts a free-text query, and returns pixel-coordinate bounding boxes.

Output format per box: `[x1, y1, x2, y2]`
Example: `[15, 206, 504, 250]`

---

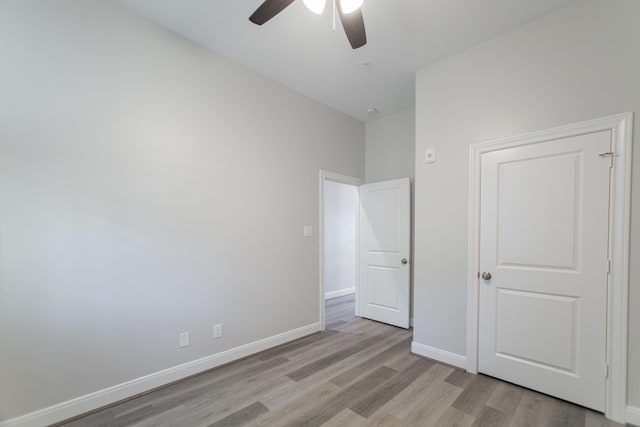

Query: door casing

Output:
[466, 113, 633, 423]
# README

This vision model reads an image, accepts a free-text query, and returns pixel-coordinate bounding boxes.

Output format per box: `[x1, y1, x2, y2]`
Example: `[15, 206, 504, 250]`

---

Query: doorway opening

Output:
[319, 171, 362, 330]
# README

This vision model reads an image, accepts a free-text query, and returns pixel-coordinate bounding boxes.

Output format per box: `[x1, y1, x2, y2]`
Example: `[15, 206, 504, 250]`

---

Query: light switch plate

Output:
[213, 324, 223, 339]
[425, 148, 436, 163]
[179, 332, 190, 348]
[303, 226, 313, 237]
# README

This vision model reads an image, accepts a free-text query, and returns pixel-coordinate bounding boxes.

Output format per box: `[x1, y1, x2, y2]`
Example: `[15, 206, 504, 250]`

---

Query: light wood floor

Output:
[58, 294, 625, 427]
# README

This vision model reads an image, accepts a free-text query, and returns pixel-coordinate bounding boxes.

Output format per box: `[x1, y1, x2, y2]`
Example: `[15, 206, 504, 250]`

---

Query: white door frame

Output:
[466, 113, 633, 423]
[319, 170, 363, 331]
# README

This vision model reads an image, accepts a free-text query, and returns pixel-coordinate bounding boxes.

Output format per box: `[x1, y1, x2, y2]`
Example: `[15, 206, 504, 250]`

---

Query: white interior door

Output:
[478, 131, 611, 411]
[359, 178, 410, 329]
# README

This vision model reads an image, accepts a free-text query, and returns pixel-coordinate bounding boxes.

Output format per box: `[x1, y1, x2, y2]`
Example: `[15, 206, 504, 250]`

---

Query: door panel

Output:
[496, 289, 577, 372]
[359, 178, 410, 328]
[366, 188, 400, 252]
[498, 153, 579, 269]
[368, 266, 400, 309]
[478, 131, 611, 411]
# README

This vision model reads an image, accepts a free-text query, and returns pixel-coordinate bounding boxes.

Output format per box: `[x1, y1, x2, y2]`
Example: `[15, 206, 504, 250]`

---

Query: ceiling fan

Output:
[249, 0, 367, 49]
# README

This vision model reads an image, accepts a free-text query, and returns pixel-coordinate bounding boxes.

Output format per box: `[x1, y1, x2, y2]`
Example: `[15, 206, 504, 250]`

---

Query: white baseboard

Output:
[627, 405, 640, 426]
[324, 287, 355, 300]
[0, 322, 321, 427]
[411, 341, 467, 370]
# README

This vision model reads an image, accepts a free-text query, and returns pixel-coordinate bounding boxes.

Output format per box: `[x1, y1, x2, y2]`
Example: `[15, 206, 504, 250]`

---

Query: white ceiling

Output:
[118, 0, 574, 122]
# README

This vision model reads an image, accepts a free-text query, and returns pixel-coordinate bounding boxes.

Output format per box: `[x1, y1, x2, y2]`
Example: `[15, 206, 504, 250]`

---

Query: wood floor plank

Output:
[259, 332, 409, 412]
[509, 389, 548, 427]
[358, 411, 403, 426]
[485, 382, 525, 416]
[446, 368, 476, 389]
[256, 381, 340, 425]
[286, 329, 397, 382]
[325, 320, 347, 329]
[210, 333, 389, 416]
[128, 404, 192, 427]
[257, 372, 334, 412]
[58, 408, 115, 427]
[541, 394, 586, 427]
[257, 330, 338, 361]
[274, 329, 361, 361]
[325, 308, 355, 324]
[400, 378, 466, 426]
[383, 349, 423, 371]
[290, 332, 411, 392]
[319, 408, 365, 427]
[240, 339, 371, 402]
[124, 355, 291, 424]
[452, 374, 500, 417]
[349, 357, 434, 418]
[110, 353, 287, 421]
[584, 410, 626, 427]
[282, 323, 384, 362]
[509, 389, 586, 427]
[433, 407, 476, 427]
[329, 337, 411, 387]
[130, 371, 278, 427]
[109, 405, 155, 426]
[372, 363, 455, 420]
[207, 401, 268, 427]
[472, 405, 512, 427]
[281, 366, 397, 427]
[325, 302, 355, 314]
[283, 334, 357, 363]
[179, 372, 291, 425]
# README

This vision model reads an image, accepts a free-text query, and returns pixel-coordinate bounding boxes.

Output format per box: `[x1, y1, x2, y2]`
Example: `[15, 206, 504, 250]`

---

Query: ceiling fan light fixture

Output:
[303, 0, 327, 14]
[249, 0, 367, 49]
[340, 0, 363, 15]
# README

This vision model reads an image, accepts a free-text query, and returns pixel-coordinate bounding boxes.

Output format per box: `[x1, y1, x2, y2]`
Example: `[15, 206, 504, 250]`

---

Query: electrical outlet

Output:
[179, 332, 190, 348]
[213, 324, 223, 339]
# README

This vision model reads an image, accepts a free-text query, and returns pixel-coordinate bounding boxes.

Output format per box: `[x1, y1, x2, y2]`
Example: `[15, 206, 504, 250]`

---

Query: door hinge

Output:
[599, 152, 614, 168]
[605, 364, 609, 378]
[607, 259, 611, 275]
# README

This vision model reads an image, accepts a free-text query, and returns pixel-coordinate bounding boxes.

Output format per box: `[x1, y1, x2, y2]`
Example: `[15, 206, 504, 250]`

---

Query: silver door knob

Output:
[401, 258, 408, 265]
[481, 272, 492, 280]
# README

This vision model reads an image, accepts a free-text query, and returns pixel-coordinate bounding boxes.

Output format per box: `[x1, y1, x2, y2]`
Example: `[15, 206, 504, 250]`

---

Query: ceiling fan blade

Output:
[336, 0, 367, 49]
[249, 0, 296, 25]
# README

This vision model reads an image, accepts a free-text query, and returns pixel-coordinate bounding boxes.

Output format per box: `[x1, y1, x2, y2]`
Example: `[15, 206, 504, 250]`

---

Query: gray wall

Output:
[0, 0, 364, 421]
[365, 108, 415, 184]
[412, 0, 640, 408]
